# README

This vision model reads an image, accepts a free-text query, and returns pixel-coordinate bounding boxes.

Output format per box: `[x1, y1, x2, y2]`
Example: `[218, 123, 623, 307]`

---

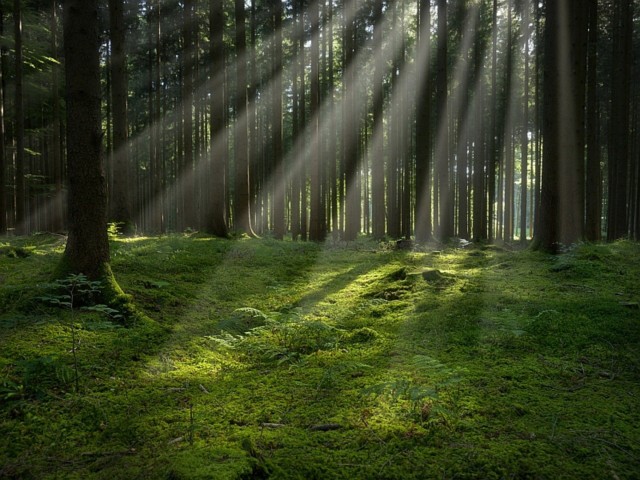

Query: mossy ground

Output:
[1, 234, 639, 479]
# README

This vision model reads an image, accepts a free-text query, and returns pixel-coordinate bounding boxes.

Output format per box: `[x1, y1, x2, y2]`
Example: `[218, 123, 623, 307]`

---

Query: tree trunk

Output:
[14, 0, 25, 234]
[435, 0, 452, 240]
[533, 0, 587, 251]
[343, 0, 360, 241]
[584, 0, 600, 241]
[51, 0, 64, 233]
[181, 0, 196, 230]
[607, 0, 632, 240]
[234, 0, 252, 235]
[62, 0, 110, 279]
[370, 0, 385, 240]
[271, 0, 284, 240]
[415, 0, 432, 243]
[309, 0, 324, 241]
[208, 0, 228, 237]
[108, 0, 132, 234]
[520, 0, 530, 243]
[0, 7, 6, 236]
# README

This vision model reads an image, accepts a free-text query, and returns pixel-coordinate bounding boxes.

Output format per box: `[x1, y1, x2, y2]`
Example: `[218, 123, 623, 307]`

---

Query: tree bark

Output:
[309, 0, 324, 241]
[271, 0, 284, 240]
[0, 7, 6, 235]
[108, 0, 132, 234]
[607, 0, 632, 240]
[14, 0, 25, 234]
[62, 0, 110, 279]
[234, 0, 252, 235]
[207, 0, 228, 237]
[371, 0, 385, 240]
[533, 0, 587, 251]
[584, 0, 600, 241]
[415, 0, 432, 243]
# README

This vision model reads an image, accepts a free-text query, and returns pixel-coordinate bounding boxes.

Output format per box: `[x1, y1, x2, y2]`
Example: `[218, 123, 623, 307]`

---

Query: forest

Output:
[0, 0, 639, 478]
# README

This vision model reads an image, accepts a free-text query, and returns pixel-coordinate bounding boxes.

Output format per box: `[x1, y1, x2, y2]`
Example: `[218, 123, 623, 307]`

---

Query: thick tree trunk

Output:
[533, 0, 586, 251]
[62, 0, 110, 279]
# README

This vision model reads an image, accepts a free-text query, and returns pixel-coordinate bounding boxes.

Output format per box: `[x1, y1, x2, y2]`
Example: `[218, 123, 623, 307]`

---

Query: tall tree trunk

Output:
[271, 0, 284, 239]
[62, 0, 110, 279]
[343, 0, 360, 241]
[533, 0, 587, 251]
[607, 0, 632, 240]
[0, 7, 6, 235]
[182, 0, 196, 230]
[584, 0, 600, 241]
[520, 0, 530, 243]
[502, 1, 514, 242]
[435, 0, 452, 240]
[370, 0, 385, 240]
[14, 0, 25, 234]
[309, 0, 324, 241]
[108, 0, 132, 234]
[234, 0, 252, 235]
[290, 0, 301, 240]
[415, 0, 432, 243]
[51, 0, 64, 233]
[208, 0, 228, 236]
[487, 0, 498, 241]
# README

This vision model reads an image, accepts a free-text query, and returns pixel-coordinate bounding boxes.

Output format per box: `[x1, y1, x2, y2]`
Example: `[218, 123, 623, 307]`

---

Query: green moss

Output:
[1, 236, 639, 478]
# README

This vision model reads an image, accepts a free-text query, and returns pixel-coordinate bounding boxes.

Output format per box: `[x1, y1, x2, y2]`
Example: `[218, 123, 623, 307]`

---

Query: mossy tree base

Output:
[54, 256, 154, 328]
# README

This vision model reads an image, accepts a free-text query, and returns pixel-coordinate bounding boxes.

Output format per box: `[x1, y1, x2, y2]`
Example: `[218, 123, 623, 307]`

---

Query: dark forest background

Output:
[0, 0, 638, 248]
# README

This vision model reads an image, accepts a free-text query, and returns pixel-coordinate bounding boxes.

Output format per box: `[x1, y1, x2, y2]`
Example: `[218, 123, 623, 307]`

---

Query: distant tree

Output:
[108, 0, 132, 234]
[234, 0, 252, 235]
[519, 0, 530, 244]
[50, 0, 64, 233]
[271, 0, 284, 240]
[607, 0, 632, 241]
[343, 0, 360, 242]
[584, 0, 600, 241]
[207, 0, 228, 237]
[308, 0, 325, 241]
[371, 0, 385, 240]
[14, 0, 25, 234]
[0, 6, 5, 235]
[414, 0, 432, 243]
[435, 0, 452, 240]
[181, 0, 196, 230]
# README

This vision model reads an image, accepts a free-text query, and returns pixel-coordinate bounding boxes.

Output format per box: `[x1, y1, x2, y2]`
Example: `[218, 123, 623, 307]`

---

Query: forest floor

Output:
[0, 234, 639, 479]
